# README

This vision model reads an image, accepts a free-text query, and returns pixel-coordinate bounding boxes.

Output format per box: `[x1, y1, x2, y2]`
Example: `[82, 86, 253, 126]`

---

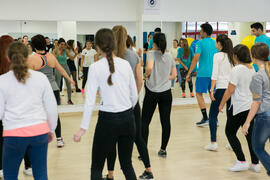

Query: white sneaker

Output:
[57, 137, 65, 148]
[204, 143, 218, 151]
[23, 168, 33, 176]
[226, 143, 232, 150]
[0, 170, 3, 178]
[249, 164, 261, 173]
[229, 161, 249, 172]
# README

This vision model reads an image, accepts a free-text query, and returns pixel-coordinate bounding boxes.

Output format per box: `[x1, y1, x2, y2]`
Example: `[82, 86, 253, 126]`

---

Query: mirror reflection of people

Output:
[23, 35, 28, 45]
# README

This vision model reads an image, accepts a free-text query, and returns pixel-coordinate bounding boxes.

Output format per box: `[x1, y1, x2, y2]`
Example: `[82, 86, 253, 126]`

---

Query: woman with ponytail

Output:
[205, 34, 235, 151]
[141, 33, 177, 158]
[0, 42, 58, 180]
[74, 28, 138, 180]
[103, 25, 154, 180]
[242, 43, 270, 176]
[0, 35, 33, 177]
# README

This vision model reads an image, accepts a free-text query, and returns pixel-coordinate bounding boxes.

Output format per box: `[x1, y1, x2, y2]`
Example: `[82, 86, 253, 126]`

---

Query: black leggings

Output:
[107, 102, 151, 171]
[141, 86, 172, 150]
[82, 67, 89, 89]
[91, 109, 136, 180]
[53, 90, 62, 138]
[225, 107, 259, 164]
[0, 121, 31, 170]
[180, 68, 193, 93]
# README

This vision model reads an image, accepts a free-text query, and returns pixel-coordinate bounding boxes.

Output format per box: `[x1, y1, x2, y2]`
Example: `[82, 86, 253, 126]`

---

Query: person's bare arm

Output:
[145, 60, 154, 79]
[54, 57, 75, 86]
[219, 83, 235, 112]
[186, 54, 200, 82]
[135, 64, 143, 93]
[169, 66, 177, 80]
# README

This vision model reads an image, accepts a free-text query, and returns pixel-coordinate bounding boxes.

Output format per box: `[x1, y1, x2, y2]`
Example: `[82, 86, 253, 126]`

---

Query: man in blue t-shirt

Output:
[186, 23, 218, 127]
[251, 22, 270, 71]
[148, 27, 161, 50]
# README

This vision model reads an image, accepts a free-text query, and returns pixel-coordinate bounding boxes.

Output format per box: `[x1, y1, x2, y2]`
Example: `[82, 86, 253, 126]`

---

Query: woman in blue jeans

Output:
[0, 42, 58, 180]
[242, 43, 270, 176]
[204, 34, 235, 151]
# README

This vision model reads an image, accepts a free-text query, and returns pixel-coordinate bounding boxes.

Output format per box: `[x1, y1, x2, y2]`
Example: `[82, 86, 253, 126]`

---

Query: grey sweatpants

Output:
[55, 63, 72, 100]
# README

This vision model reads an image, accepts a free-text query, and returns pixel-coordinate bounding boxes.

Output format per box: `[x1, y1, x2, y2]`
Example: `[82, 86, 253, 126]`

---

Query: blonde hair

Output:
[8, 42, 29, 83]
[112, 25, 127, 59]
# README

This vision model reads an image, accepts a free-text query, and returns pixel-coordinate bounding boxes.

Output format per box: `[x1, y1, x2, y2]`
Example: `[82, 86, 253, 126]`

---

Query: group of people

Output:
[1, 21, 270, 180]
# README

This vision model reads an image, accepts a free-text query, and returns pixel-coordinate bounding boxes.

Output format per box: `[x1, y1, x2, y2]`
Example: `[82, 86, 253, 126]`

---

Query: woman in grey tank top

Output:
[28, 35, 75, 148]
[142, 33, 177, 158]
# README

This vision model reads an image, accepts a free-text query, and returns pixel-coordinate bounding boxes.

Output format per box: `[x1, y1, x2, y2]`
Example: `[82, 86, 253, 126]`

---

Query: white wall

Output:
[0, 0, 137, 21]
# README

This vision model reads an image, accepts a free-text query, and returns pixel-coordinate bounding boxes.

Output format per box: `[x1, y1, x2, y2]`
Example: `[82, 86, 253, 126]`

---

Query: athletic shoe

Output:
[57, 138, 65, 148]
[171, 87, 174, 90]
[226, 143, 232, 150]
[182, 93, 186, 98]
[139, 171, 154, 180]
[76, 88, 81, 93]
[196, 119, 209, 127]
[23, 168, 33, 176]
[0, 170, 3, 178]
[138, 156, 142, 161]
[81, 88, 85, 94]
[158, 149, 167, 158]
[190, 92, 194, 97]
[229, 161, 249, 172]
[249, 164, 261, 173]
[204, 142, 218, 151]
[102, 175, 114, 180]
[67, 100, 74, 105]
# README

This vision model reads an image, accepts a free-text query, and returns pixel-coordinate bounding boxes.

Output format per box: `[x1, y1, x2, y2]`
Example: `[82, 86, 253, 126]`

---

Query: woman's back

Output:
[0, 70, 56, 130]
[146, 50, 175, 92]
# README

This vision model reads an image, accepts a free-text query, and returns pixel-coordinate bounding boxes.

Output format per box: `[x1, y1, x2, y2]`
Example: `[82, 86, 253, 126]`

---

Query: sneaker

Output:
[229, 161, 249, 172]
[0, 170, 3, 178]
[57, 137, 65, 148]
[182, 93, 186, 98]
[102, 175, 114, 180]
[158, 149, 167, 158]
[139, 171, 154, 180]
[138, 156, 142, 161]
[23, 167, 33, 176]
[67, 100, 73, 105]
[76, 88, 81, 93]
[171, 87, 174, 90]
[226, 143, 232, 150]
[249, 164, 261, 173]
[81, 88, 85, 94]
[196, 119, 209, 127]
[204, 142, 218, 151]
[190, 92, 195, 97]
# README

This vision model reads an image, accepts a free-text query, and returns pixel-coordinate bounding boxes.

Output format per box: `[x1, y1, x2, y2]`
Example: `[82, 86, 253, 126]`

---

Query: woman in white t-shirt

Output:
[170, 39, 180, 89]
[219, 44, 259, 172]
[80, 40, 97, 94]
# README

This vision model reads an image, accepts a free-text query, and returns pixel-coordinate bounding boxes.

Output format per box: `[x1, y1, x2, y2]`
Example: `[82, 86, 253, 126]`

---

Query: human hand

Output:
[74, 129, 86, 142]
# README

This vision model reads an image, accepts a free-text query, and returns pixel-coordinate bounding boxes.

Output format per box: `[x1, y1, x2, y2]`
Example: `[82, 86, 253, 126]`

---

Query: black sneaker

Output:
[76, 88, 81, 93]
[196, 118, 209, 127]
[158, 149, 167, 158]
[102, 175, 114, 180]
[67, 100, 74, 105]
[139, 171, 154, 180]
[138, 156, 142, 161]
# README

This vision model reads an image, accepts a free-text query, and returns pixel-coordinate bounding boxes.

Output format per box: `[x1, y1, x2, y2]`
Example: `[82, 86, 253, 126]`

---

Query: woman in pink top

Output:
[0, 42, 58, 180]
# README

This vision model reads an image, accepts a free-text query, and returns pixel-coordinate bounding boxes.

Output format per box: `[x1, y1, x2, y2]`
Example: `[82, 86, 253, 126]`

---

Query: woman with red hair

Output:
[0, 35, 32, 177]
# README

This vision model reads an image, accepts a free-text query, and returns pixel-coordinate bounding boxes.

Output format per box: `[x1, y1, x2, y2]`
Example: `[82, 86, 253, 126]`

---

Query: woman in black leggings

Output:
[104, 25, 154, 180]
[141, 33, 177, 157]
[74, 28, 138, 180]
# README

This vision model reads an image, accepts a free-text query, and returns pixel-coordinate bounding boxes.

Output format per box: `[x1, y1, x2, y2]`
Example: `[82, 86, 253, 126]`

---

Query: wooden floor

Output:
[16, 104, 270, 180]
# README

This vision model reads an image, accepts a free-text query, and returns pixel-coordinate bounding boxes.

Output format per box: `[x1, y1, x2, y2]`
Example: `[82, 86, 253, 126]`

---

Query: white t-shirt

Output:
[169, 47, 179, 64]
[211, 52, 233, 89]
[82, 48, 97, 67]
[230, 64, 255, 116]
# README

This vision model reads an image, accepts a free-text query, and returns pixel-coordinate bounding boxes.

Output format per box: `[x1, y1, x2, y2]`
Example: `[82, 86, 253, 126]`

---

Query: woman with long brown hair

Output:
[0, 41, 58, 180]
[74, 28, 138, 180]
[177, 38, 195, 98]
[103, 25, 154, 180]
[0, 35, 33, 177]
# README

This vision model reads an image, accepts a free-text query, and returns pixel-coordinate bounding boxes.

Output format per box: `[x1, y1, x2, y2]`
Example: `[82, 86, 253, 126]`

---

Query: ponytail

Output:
[95, 28, 116, 86]
[8, 42, 29, 84]
[153, 33, 167, 54]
